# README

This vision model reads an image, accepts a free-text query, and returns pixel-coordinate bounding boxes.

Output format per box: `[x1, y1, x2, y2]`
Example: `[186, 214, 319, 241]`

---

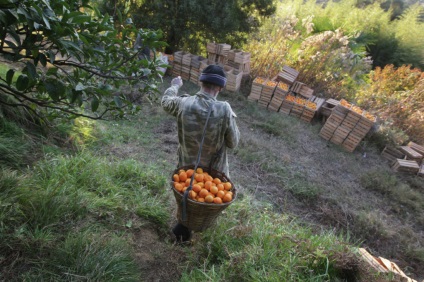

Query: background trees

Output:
[0, 0, 166, 122]
[97, 0, 276, 54]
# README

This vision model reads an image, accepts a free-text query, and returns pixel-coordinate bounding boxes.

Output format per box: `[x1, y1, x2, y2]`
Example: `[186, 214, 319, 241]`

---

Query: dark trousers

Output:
[172, 223, 192, 242]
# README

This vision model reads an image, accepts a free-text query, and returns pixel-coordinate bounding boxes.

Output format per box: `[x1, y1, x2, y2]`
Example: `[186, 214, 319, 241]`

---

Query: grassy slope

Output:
[1, 75, 423, 281]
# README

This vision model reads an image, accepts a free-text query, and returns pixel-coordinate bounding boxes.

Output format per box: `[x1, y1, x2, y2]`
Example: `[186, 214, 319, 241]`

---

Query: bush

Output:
[355, 65, 424, 143]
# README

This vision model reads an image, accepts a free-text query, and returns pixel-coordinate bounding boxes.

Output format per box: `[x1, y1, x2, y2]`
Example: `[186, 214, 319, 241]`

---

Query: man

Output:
[161, 64, 240, 242]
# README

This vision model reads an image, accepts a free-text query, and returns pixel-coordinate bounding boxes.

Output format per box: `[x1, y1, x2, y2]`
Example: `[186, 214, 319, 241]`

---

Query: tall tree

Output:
[98, 0, 276, 54]
[0, 0, 166, 122]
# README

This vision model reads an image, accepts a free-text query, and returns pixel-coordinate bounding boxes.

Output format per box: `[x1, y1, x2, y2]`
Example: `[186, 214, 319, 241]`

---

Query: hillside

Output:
[1, 75, 423, 281]
[91, 76, 423, 280]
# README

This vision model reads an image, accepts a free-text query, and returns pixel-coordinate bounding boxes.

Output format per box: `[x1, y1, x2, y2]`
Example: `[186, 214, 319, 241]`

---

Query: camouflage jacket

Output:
[161, 85, 240, 177]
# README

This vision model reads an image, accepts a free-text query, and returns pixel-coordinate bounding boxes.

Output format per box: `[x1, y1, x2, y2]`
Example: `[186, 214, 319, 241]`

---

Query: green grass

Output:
[0, 149, 171, 281]
[2, 75, 422, 280]
[182, 196, 354, 281]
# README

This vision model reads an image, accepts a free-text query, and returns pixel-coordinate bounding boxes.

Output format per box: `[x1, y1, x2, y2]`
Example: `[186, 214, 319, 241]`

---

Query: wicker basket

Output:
[171, 165, 237, 232]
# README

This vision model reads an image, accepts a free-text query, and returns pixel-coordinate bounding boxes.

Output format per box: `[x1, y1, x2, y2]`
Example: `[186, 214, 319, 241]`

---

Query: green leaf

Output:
[71, 15, 91, 24]
[39, 53, 47, 67]
[6, 69, 15, 86]
[44, 78, 65, 102]
[26, 62, 37, 80]
[16, 75, 29, 91]
[114, 96, 122, 107]
[91, 96, 99, 111]
[117, 9, 122, 24]
[46, 67, 58, 76]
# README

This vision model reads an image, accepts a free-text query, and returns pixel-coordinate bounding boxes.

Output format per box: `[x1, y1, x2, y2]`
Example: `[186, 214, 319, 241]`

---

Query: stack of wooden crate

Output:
[172, 51, 187, 77]
[206, 42, 231, 65]
[319, 100, 376, 152]
[189, 55, 207, 85]
[227, 49, 251, 76]
[181, 53, 193, 81]
[226, 69, 243, 92]
[279, 95, 324, 123]
[258, 80, 278, 107]
[268, 82, 289, 111]
[320, 98, 340, 118]
[247, 77, 265, 101]
[382, 142, 424, 175]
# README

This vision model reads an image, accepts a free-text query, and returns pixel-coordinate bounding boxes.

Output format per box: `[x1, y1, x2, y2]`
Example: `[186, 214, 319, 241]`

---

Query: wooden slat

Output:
[407, 141, 424, 155]
[399, 146, 423, 160]
[418, 164, 424, 177]
[391, 159, 420, 173]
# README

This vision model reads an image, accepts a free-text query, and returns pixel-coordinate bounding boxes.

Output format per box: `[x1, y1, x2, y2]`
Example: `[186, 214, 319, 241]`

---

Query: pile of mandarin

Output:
[306, 101, 317, 110]
[277, 82, 289, 91]
[364, 112, 376, 122]
[285, 94, 296, 102]
[253, 77, 266, 84]
[265, 80, 278, 87]
[173, 167, 234, 204]
[340, 99, 352, 109]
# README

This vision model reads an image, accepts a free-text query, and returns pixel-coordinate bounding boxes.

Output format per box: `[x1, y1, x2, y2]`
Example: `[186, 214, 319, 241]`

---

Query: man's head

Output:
[199, 65, 227, 94]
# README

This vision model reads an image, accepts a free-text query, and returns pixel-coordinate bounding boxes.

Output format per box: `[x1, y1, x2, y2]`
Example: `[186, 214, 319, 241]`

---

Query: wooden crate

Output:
[226, 60, 243, 72]
[327, 112, 344, 126]
[341, 118, 357, 130]
[419, 164, 424, 177]
[300, 110, 315, 123]
[280, 100, 293, 115]
[217, 43, 231, 56]
[290, 81, 302, 93]
[243, 62, 251, 75]
[182, 53, 193, 66]
[322, 121, 338, 134]
[407, 141, 424, 155]
[262, 79, 277, 95]
[206, 42, 217, 53]
[190, 55, 207, 69]
[391, 159, 420, 174]
[248, 77, 265, 101]
[173, 51, 188, 63]
[217, 55, 227, 65]
[208, 53, 217, 62]
[226, 69, 243, 92]
[227, 49, 242, 61]
[190, 67, 200, 84]
[330, 134, 345, 145]
[319, 127, 334, 140]
[258, 100, 269, 108]
[298, 84, 314, 99]
[333, 125, 350, 140]
[276, 65, 299, 86]
[234, 52, 251, 64]
[399, 146, 423, 163]
[381, 146, 405, 163]
[350, 124, 369, 139]
[172, 62, 182, 76]
[320, 98, 340, 117]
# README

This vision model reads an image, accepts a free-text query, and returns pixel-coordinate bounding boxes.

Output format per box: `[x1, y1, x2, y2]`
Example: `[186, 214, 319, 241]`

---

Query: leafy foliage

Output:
[97, 0, 276, 54]
[0, 0, 166, 121]
[355, 65, 424, 143]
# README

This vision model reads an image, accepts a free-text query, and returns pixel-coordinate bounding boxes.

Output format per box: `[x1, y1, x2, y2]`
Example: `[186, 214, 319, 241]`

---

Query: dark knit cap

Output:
[199, 65, 227, 87]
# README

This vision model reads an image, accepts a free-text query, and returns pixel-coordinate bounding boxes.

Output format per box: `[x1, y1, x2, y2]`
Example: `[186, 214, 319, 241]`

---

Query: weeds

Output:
[183, 196, 354, 281]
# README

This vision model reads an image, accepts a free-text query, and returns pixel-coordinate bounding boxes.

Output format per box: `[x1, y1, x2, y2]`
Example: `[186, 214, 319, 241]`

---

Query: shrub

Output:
[355, 65, 424, 143]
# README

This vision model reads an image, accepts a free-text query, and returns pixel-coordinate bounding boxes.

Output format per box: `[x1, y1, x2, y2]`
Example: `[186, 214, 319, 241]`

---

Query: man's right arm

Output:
[224, 104, 240, 149]
[161, 76, 184, 116]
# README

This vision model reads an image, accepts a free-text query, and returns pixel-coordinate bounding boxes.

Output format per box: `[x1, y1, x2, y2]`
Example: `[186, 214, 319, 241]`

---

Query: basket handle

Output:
[181, 102, 214, 222]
